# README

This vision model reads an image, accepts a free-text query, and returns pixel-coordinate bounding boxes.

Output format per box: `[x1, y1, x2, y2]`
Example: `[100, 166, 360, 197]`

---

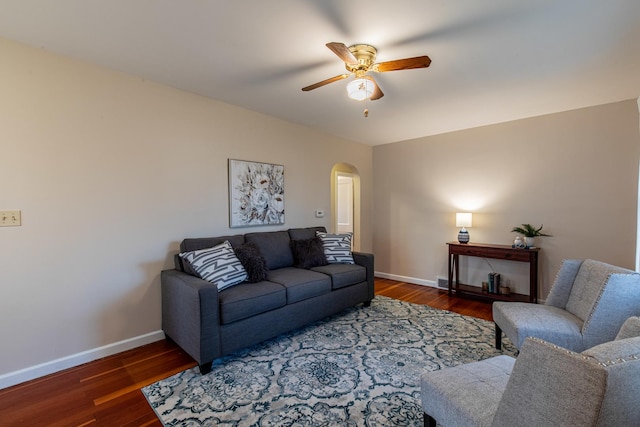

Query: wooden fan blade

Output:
[302, 74, 350, 91]
[326, 42, 358, 65]
[375, 55, 431, 72]
[363, 75, 384, 100]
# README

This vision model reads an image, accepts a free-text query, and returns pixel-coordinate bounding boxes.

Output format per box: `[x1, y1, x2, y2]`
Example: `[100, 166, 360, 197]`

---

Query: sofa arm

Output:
[353, 251, 375, 301]
[161, 269, 221, 371]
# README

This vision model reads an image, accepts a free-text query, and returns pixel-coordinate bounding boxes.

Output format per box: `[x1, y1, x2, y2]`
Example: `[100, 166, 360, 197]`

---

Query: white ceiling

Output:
[1, 0, 639, 146]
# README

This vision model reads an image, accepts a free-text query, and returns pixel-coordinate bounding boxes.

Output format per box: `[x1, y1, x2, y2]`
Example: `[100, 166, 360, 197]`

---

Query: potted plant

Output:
[511, 224, 551, 247]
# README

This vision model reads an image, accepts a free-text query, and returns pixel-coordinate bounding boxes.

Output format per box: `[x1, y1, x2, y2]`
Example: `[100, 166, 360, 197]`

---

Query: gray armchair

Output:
[421, 317, 640, 427]
[493, 259, 640, 352]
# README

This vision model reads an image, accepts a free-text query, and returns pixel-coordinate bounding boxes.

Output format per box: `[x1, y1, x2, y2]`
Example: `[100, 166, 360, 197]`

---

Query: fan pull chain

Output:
[364, 86, 369, 118]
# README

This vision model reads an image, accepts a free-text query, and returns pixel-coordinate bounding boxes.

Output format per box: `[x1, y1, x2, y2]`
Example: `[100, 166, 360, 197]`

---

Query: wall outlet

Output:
[315, 209, 325, 218]
[0, 210, 21, 226]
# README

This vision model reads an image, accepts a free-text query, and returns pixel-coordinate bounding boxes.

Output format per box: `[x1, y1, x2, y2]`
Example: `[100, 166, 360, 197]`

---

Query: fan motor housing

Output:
[346, 44, 377, 72]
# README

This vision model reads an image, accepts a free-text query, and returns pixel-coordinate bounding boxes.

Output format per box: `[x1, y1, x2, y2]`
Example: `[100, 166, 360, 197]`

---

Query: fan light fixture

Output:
[346, 78, 374, 101]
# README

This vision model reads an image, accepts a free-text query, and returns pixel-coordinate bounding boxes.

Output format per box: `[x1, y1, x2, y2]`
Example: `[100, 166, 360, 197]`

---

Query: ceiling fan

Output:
[302, 42, 431, 101]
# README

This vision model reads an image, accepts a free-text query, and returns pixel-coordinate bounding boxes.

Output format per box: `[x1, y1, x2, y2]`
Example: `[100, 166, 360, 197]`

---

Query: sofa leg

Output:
[363, 300, 372, 307]
[199, 361, 213, 375]
[495, 323, 502, 350]
[424, 413, 436, 427]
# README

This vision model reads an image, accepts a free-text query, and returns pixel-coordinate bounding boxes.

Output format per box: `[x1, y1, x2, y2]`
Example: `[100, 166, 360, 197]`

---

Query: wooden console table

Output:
[447, 242, 539, 303]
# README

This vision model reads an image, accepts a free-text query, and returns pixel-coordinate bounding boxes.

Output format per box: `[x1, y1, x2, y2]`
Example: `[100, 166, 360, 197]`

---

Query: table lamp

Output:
[456, 212, 472, 243]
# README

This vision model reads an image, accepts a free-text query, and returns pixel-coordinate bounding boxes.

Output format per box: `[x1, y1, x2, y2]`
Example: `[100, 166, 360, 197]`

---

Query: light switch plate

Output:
[0, 210, 21, 226]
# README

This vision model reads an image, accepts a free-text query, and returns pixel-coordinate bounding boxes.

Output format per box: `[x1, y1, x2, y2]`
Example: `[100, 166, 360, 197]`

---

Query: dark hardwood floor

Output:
[0, 278, 492, 426]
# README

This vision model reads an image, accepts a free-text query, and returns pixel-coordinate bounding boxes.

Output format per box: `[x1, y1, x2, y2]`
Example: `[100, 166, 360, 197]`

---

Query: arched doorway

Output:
[331, 163, 361, 251]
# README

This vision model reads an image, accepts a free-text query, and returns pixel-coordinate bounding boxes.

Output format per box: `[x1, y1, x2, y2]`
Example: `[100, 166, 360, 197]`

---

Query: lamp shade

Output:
[346, 78, 374, 101]
[455, 212, 473, 228]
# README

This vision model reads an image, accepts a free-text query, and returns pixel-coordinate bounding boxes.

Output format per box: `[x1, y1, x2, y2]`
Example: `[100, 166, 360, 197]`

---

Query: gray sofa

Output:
[161, 226, 375, 374]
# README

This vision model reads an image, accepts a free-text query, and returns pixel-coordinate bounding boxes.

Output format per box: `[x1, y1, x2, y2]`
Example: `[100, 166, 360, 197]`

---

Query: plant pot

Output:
[525, 236, 535, 247]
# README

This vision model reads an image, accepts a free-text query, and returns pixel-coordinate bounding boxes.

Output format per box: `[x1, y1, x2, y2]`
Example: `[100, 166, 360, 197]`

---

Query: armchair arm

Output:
[161, 269, 221, 368]
[545, 259, 582, 308]
[352, 251, 375, 301]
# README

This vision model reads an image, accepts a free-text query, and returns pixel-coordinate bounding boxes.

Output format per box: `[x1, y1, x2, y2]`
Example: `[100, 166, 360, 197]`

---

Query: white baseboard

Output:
[376, 272, 545, 304]
[375, 271, 438, 288]
[0, 330, 165, 390]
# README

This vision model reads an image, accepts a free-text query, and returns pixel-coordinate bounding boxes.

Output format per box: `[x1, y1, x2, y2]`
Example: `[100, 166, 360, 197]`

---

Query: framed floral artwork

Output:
[228, 159, 285, 227]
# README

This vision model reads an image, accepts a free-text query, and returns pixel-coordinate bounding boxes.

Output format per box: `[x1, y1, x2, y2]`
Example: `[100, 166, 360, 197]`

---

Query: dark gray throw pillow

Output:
[234, 242, 269, 283]
[290, 237, 328, 269]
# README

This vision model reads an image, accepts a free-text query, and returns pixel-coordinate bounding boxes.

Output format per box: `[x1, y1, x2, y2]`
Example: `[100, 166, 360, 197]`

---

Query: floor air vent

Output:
[437, 276, 449, 289]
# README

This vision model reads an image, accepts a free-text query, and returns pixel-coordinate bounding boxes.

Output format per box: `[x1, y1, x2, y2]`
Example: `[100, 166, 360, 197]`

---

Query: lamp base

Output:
[458, 229, 470, 244]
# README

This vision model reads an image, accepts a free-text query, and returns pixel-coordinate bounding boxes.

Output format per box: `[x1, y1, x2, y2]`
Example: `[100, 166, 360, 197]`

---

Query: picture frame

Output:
[228, 159, 285, 227]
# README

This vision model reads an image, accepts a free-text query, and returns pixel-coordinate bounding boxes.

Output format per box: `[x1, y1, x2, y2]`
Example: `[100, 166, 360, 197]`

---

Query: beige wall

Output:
[373, 100, 640, 299]
[3, 32, 638, 387]
[0, 38, 372, 385]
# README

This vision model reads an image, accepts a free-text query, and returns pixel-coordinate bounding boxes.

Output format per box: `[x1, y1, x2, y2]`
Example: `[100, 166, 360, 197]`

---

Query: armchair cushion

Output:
[545, 259, 582, 308]
[492, 338, 607, 427]
[492, 302, 583, 350]
[565, 259, 631, 321]
[615, 316, 640, 340]
[420, 356, 515, 427]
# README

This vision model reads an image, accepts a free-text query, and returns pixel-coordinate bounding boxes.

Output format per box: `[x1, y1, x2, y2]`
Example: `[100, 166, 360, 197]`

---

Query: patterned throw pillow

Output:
[316, 232, 355, 264]
[179, 240, 248, 291]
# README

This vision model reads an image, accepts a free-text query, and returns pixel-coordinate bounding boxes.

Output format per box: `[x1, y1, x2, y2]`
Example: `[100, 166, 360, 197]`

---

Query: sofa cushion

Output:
[234, 242, 269, 283]
[311, 263, 366, 289]
[290, 237, 328, 269]
[218, 281, 286, 324]
[316, 232, 355, 264]
[266, 267, 331, 304]
[245, 231, 294, 270]
[179, 241, 248, 291]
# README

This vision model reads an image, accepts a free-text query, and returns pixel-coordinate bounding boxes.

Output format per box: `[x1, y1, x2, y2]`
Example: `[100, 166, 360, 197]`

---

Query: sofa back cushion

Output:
[181, 235, 245, 252]
[565, 259, 633, 321]
[245, 230, 293, 270]
[288, 226, 327, 240]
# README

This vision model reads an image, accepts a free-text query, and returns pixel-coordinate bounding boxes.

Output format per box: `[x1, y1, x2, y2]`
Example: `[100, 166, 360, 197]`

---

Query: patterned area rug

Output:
[143, 296, 515, 426]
